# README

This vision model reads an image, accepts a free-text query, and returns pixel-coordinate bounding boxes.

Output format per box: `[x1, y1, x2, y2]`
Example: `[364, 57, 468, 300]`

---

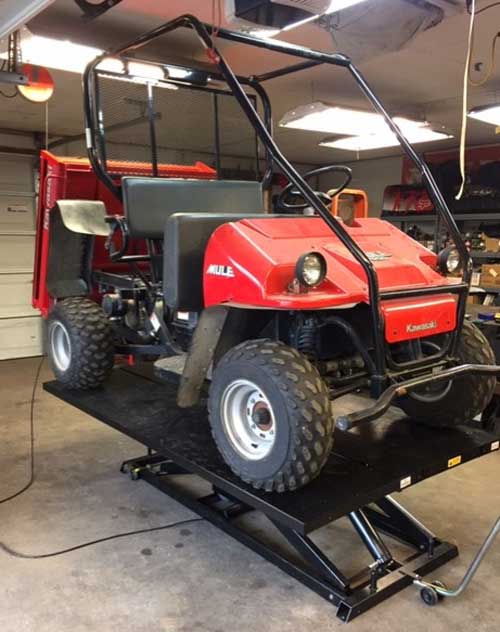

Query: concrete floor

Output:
[1, 357, 499, 632]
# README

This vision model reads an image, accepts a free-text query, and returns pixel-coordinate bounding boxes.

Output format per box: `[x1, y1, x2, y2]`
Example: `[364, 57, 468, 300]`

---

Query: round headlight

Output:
[296, 252, 327, 287]
[438, 246, 461, 275]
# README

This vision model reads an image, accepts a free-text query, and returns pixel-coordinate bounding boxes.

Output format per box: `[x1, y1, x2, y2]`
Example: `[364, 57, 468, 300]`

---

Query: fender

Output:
[177, 306, 230, 408]
[55, 200, 110, 236]
[177, 306, 271, 407]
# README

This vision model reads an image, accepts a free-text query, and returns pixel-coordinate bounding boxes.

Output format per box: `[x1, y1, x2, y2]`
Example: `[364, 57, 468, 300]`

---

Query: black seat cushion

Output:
[122, 177, 265, 239]
[164, 213, 266, 312]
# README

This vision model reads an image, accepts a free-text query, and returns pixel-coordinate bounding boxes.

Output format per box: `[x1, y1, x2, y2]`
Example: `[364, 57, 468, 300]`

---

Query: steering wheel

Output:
[276, 164, 352, 213]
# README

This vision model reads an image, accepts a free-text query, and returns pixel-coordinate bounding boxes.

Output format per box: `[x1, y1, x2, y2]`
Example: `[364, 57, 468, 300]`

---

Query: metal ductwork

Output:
[225, 0, 337, 36]
[320, 0, 465, 63]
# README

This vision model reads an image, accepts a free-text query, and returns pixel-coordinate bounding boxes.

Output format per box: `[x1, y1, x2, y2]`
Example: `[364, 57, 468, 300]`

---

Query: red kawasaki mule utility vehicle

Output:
[33, 15, 500, 493]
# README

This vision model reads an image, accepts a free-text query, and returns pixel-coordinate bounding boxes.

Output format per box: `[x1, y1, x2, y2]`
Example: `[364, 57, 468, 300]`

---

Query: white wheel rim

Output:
[49, 321, 72, 372]
[220, 379, 276, 461]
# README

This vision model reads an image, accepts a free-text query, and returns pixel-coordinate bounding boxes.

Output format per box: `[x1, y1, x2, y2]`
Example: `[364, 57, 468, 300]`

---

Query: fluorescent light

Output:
[281, 101, 451, 149]
[97, 58, 125, 73]
[15, 34, 102, 73]
[1, 33, 188, 85]
[280, 102, 430, 136]
[281, 102, 381, 134]
[321, 128, 452, 151]
[128, 61, 165, 81]
[326, 0, 368, 12]
[166, 66, 192, 80]
[468, 104, 500, 126]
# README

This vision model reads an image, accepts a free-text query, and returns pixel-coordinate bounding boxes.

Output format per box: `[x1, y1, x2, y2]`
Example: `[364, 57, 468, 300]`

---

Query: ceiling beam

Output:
[0, 0, 55, 40]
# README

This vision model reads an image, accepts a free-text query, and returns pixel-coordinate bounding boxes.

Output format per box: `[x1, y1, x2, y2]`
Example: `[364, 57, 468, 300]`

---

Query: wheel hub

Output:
[251, 403, 272, 430]
[220, 379, 276, 461]
[49, 320, 72, 372]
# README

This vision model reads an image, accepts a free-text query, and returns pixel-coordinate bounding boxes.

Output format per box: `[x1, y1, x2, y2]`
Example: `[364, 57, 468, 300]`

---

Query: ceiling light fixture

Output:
[280, 102, 451, 150]
[12, 34, 102, 74]
[280, 102, 431, 135]
[1, 33, 191, 87]
[468, 104, 500, 126]
[320, 127, 452, 151]
[127, 61, 165, 81]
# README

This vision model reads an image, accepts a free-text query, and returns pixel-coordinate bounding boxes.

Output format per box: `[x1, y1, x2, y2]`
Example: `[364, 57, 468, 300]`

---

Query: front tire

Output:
[208, 339, 334, 492]
[47, 297, 114, 389]
[398, 320, 496, 427]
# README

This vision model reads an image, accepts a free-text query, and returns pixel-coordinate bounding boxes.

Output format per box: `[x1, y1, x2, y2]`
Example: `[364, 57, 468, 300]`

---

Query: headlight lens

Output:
[295, 252, 327, 287]
[438, 246, 461, 275]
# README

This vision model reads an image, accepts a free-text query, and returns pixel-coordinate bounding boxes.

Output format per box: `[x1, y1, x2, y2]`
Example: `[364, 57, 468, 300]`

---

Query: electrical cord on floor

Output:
[0, 517, 205, 559]
[0, 356, 205, 559]
[0, 355, 45, 505]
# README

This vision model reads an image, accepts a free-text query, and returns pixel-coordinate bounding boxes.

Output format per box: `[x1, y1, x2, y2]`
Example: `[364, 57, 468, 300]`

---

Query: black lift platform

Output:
[44, 366, 500, 622]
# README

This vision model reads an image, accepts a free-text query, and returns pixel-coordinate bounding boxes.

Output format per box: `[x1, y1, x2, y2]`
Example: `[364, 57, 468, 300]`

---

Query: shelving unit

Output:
[382, 212, 500, 224]
[382, 211, 500, 303]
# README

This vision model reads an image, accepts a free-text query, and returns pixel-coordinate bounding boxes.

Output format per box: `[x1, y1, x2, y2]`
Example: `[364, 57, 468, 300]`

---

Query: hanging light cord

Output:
[456, 0, 476, 200]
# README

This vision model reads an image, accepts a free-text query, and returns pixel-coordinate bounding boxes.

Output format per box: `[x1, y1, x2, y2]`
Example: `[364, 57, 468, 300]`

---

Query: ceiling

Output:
[2, 0, 500, 166]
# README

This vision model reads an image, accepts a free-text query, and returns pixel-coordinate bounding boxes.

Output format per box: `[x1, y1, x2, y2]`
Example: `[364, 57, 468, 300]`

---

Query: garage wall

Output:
[55, 139, 404, 216]
[0, 138, 42, 360]
[347, 156, 403, 216]
[318, 155, 403, 217]
[56, 139, 268, 176]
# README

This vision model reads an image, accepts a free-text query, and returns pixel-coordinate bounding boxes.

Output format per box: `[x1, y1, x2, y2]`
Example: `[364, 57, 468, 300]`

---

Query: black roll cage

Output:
[82, 13, 471, 395]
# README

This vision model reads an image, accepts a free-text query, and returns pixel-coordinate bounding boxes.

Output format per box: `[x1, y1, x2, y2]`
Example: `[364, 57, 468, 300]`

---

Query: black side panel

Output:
[122, 178, 264, 239]
[163, 213, 264, 312]
[46, 206, 94, 299]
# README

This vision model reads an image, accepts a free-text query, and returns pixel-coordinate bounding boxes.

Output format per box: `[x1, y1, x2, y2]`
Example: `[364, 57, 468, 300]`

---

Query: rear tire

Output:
[398, 320, 496, 427]
[47, 297, 114, 389]
[208, 339, 334, 492]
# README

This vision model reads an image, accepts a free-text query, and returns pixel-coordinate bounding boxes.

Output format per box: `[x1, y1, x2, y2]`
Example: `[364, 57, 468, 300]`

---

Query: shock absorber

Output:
[295, 316, 317, 357]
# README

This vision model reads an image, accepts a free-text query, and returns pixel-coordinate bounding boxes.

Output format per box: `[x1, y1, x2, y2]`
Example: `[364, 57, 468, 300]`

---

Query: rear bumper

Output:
[337, 363, 500, 431]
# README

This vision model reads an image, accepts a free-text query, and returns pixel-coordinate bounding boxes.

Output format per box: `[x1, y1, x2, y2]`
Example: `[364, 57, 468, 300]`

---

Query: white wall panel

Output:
[0, 234, 35, 273]
[0, 153, 40, 358]
[0, 193, 36, 232]
[319, 155, 403, 217]
[0, 274, 37, 318]
[0, 317, 43, 360]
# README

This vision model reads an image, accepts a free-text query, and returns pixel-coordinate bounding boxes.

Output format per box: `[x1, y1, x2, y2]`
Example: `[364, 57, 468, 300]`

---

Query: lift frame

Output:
[43, 365, 500, 622]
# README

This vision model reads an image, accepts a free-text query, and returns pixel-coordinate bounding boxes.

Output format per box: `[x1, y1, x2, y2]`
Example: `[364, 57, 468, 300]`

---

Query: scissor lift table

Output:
[44, 365, 500, 622]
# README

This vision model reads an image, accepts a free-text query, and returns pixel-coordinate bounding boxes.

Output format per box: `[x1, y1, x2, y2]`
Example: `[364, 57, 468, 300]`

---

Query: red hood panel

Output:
[203, 217, 457, 321]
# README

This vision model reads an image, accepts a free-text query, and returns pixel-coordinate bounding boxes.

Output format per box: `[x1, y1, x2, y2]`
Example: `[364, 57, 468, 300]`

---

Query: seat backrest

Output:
[164, 212, 266, 312]
[122, 177, 265, 239]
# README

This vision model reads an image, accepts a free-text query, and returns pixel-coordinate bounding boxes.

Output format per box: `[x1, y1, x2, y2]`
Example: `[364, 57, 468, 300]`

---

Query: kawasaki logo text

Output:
[406, 320, 437, 334]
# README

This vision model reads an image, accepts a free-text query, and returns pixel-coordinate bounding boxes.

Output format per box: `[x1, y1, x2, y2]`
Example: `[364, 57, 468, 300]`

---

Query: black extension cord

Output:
[0, 356, 205, 559]
[0, 356, 44, 505]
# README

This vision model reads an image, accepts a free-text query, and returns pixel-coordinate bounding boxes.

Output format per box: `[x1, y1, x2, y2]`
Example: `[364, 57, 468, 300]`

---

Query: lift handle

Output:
[414, 515, 500, 598]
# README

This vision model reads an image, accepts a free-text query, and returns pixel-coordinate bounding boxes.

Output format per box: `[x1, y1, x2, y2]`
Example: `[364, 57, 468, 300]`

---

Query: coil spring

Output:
[296, 321, 316, 357]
